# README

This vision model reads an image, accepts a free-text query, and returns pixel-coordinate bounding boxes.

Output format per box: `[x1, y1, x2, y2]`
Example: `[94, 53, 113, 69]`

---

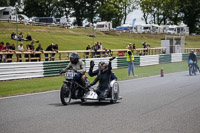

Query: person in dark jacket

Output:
[45, 43, 58, 61]
[188, 50, 200, 72]
[88, 57, 115, 99]
[88, 60, 117, 80]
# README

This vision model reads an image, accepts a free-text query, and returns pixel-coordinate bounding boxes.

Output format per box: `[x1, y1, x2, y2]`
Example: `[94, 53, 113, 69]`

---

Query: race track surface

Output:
[0, 71, 200, 133]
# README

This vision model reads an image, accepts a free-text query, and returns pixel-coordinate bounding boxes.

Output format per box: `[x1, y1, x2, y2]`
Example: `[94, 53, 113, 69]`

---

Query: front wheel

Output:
[189, 65, 192, 76]
[60, 83, 71, 105]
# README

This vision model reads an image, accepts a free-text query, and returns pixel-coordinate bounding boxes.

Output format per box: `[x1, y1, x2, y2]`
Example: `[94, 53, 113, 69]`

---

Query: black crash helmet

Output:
[190, 50, 194, 54]
[70, 53, 79, 64]
[99, 62, 108, 72]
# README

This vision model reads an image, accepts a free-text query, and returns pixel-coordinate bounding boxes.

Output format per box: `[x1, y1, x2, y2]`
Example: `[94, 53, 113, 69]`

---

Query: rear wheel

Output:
[60, 83, 71, 105]
[193, 65, 196, 75]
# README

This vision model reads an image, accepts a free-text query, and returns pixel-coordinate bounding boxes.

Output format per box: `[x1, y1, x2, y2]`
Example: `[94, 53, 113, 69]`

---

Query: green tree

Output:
[0, 0, 9, 6]
[24, 0, 64, 17]
[178, 0, 200, 33]
[120, 0, 136, 24]
[84, 0, 101, 24]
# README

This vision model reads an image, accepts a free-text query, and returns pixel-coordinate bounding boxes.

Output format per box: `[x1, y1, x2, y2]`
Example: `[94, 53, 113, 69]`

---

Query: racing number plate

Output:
[65, 71, 74, 79]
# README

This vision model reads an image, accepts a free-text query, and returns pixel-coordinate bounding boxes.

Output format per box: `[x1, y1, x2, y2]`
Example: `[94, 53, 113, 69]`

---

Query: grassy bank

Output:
[0, 61, 189, 97]
[0, 22, 200, 51]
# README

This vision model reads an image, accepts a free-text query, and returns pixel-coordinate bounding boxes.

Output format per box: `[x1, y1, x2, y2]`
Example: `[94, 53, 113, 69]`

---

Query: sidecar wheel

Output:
[81, 99, 87, 103]
[110, 82, 119, 104]
[60, 83, 71, 105]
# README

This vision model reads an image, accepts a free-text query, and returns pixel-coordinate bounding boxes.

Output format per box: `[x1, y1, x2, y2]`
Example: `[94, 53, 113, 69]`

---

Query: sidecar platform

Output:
[82, 90, 122, 102]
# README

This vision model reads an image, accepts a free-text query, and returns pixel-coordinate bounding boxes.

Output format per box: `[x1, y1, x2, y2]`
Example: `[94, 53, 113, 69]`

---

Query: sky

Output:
[125, 8, 145, 25]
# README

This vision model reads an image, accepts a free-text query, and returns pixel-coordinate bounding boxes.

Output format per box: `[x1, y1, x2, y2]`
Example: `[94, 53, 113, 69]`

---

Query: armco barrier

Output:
[171, 53, 182, 62]
[182, 53, 189, 61]
[43, 61, 69, 77]
[159, 54, 171, 64]
[140, 55, 159, 66]
[0, 62, 44, 81]
[0, 53, 197, 81]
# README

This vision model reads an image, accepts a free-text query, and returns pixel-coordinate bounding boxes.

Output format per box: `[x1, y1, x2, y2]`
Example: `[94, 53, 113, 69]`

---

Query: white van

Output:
[11, 14, 30, 24]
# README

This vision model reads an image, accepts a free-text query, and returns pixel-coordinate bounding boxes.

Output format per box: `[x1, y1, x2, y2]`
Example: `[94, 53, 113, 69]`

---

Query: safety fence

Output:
[0, 47, 166, 63]
[1, 53, 199, 81]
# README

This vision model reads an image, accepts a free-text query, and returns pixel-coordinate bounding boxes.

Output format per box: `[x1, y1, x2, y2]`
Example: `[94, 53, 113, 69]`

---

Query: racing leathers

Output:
[89, 61, 112, 99]
[62, 60, 86, 86]
[88, 60, 117, 80]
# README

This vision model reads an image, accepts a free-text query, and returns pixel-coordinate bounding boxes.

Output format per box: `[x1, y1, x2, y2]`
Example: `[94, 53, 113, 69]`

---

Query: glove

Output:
[90, 60, 95, 68]
[109, 57, 116, 61]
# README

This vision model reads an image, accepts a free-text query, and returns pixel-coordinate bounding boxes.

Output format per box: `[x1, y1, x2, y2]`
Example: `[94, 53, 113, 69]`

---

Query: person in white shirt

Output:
[17, 42, 24, 62]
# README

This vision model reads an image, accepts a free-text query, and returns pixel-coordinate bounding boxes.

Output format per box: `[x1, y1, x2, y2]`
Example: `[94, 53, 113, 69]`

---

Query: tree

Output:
[0, 0, 8, 6]
[23, 0, 64, 17]
[120, 0, 136, 24]
[178, 0, 200, 33]
[84, 0, 101, 24]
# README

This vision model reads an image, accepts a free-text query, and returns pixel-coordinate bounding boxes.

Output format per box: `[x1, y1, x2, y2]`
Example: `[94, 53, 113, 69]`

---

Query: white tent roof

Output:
[0, 7, 6, 11]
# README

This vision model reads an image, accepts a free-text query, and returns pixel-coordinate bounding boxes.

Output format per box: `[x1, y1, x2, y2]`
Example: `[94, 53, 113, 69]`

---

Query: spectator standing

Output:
[24, 44, 31, 62]
[17, 42, 24, 62]
[5, 42, 12, 62]
[26, 33, 39, 43]
[126, 43, 132, 49]
[9, 44, 15, 62]
[94, 43, 100, 57]
[0, 42, 5, 62]
[45, 43, 58, 61]
[126, 45, 137, 77]
[86, 44, 91, 58]
[52, 43, 58, 61]
[132, 43, 136, 49]
[36, 43, 43, 61]
[29, 42, 36, 62]
[99, 42, 103, 50]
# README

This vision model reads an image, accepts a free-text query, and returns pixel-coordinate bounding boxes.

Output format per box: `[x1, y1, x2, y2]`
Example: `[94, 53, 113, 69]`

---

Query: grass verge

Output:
[0, 61, 189, 97]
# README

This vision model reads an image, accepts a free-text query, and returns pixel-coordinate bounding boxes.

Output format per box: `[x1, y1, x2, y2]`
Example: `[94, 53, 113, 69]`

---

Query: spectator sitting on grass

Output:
[18, 32, 27, 41]
[26, 33, 39, 43]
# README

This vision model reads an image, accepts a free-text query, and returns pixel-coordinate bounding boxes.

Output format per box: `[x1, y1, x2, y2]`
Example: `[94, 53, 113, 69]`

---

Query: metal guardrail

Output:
[0, 47, 166, 63]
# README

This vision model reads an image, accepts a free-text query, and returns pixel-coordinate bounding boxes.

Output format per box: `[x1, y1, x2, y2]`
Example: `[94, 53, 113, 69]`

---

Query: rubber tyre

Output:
[189, 66, 192, 76]
[60, 83, 71, 105]
[81, 99, 87, 103]
[193, 65, 196, 75]
[110, 82, 119, 104]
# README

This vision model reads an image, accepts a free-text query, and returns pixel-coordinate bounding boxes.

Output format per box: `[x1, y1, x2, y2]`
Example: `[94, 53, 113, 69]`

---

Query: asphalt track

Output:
[0, 71, 200, 133]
